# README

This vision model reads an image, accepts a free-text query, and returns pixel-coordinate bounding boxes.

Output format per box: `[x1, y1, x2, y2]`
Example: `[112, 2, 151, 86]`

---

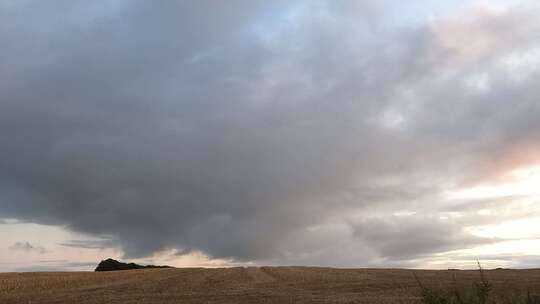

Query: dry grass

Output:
[1, 267, 540, 303]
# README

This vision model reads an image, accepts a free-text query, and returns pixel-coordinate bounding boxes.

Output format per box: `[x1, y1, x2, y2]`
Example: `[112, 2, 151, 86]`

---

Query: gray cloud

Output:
[351, 215, 494, 260]
[1, 1, 540, 265]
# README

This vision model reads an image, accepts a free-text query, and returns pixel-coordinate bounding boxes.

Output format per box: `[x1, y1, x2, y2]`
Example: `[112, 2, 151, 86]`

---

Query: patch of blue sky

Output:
[385, 0, 470, 26]
[388, 0, 523, 27]
[247, 1, 467, 44]
[248, 3, 298, 43]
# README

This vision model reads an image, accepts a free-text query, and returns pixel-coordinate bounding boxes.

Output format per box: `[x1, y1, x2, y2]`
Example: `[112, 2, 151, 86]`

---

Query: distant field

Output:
[1, 267, 540, 303]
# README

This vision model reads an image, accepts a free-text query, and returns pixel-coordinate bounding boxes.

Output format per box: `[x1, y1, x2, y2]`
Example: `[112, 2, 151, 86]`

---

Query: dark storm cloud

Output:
[1, 1, 540, 264]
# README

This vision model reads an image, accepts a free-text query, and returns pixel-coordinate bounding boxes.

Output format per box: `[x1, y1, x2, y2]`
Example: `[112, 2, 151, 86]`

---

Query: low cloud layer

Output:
[1, 1, 540, 266]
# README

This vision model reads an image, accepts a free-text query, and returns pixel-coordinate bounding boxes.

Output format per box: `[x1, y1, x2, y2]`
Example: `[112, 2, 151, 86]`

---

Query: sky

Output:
[1, 0, 540, 272]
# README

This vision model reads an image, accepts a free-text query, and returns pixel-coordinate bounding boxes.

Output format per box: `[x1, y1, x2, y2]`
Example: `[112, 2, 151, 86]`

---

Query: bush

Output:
[94, 258, 171, 272]
[414, 261, 538, 304]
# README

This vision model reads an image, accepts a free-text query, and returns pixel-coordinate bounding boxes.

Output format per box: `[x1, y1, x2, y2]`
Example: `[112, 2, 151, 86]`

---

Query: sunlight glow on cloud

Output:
[471, 217, 540, 239]
[449, 166, 540, 200]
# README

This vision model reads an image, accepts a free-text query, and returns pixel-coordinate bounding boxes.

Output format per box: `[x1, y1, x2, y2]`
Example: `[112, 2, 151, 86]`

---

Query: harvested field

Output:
[1, 267, 540, 303]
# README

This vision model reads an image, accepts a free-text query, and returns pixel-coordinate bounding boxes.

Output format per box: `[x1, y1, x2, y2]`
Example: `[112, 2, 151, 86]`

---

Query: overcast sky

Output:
[1, 0, 540, 271]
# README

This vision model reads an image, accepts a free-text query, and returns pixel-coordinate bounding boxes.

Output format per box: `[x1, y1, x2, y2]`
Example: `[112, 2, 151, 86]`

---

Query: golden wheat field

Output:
[1, 267, 540, 303]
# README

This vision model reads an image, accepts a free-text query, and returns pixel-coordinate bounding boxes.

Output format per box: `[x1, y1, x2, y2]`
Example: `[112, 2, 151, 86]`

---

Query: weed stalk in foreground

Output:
[414, 261, 540, 304]
[414, 262, 493, 304]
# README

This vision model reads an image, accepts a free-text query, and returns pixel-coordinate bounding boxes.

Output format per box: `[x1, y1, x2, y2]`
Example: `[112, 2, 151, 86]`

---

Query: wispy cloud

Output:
[9, 242, 47, 254]
[59, 239, 115, 250]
